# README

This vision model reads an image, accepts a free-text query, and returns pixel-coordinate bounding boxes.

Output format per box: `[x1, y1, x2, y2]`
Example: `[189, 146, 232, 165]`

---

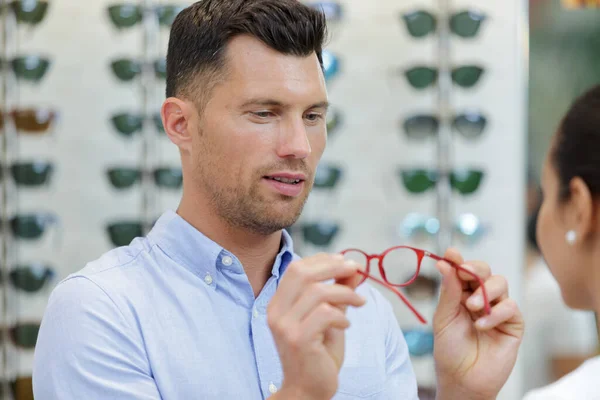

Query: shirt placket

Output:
[251, 276, 283, 399]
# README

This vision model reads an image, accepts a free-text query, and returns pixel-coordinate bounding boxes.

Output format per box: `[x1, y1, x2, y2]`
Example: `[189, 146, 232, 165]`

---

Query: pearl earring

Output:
[566, 230, 577, 245]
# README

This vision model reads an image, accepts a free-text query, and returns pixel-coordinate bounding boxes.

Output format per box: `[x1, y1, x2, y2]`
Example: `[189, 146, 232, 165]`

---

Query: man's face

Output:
[188, 35, 328, 235]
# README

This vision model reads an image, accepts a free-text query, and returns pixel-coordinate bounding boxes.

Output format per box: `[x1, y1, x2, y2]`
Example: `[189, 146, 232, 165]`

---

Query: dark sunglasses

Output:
[3, 263, 55, 292]
[402, 10, 487, 38]
[2, 55, 51, 82]
[8, 323, 40, 349]
[326, 108, 342, 135]
[9, 0, 49, 25]
[107, 167, 183, 190]
[8, 161, 53, 186]
[106, 221, 144, 247]
[313, 164, 342, 189]
[110, 112, 163, 137]
[322, 50, 340, 82]
[403, 329, 434, 356]
[302, 221, 340, 247]
[400, 212, 487, 244]
[398, 168, 485, 195]
[110, 58, 166, 82]
[0, 108, 57, 134]
[4, 213, 58, 240]
[403, 112, 487, 140]
[404, 65, 484, 90]
[306, 1, 343, 22]
[0, 161, 53, 186]
[107, 4, 185, 29]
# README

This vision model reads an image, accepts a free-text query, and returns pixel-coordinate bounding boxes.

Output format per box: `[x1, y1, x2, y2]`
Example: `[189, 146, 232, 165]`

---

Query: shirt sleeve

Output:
[371, 287, 419, 399]
[33, 276, 161, 400]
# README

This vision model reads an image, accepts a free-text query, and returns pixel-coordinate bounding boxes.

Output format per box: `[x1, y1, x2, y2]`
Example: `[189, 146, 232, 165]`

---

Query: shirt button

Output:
[268, 383, 277, 394]
[204, 273, 213, 285]
[222, 256, 233, 266]
[252, 308, 259, 319]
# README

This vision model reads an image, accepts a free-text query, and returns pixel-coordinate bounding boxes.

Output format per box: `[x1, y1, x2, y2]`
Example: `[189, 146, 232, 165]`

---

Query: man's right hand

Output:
[267, 253, 365, 400]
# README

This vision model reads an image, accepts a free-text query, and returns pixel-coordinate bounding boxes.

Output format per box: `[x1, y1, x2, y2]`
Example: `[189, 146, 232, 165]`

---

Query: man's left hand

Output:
[432, 248, 524, 400]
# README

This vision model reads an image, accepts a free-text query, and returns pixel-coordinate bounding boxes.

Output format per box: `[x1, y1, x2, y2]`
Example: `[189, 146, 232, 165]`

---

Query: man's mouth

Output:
[265, 176, 303, 185]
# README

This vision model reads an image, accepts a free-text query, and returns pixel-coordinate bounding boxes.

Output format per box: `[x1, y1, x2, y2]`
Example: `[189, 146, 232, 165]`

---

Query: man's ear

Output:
[161, 97, 195, 154]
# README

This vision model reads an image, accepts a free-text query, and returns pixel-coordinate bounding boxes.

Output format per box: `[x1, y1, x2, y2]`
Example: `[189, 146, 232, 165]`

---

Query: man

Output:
[33, 1, 524, 399]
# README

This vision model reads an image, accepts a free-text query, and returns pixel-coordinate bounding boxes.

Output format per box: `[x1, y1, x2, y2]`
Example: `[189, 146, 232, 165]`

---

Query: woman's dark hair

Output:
[552, 84, 600, 201]
[166, 0, 327, 110]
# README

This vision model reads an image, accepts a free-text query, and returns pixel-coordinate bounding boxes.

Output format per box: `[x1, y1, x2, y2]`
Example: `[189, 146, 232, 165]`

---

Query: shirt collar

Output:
[147, 210, 295, 283]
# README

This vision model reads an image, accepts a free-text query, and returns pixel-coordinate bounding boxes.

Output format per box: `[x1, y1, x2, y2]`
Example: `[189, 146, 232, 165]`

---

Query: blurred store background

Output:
[0, 0, 598, 399]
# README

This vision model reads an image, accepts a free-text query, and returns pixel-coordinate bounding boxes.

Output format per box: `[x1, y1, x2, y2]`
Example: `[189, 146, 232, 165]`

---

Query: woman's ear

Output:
[567, 176, 595, 241]
[161, 98, 195, 153]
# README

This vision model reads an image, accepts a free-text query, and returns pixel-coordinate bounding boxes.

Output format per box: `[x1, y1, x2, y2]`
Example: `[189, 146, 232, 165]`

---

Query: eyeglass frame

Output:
[340, 245, 491, 324]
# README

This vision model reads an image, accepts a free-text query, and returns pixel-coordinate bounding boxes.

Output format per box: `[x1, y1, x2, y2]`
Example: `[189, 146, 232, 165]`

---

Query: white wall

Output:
[2, 0, 526, 398]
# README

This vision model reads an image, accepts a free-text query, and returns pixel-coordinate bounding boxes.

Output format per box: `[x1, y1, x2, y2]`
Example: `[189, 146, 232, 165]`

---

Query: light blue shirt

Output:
[33, 210, 418, 399]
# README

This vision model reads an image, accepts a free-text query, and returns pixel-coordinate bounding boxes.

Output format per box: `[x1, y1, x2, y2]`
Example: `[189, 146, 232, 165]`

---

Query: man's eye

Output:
[305, 113, 323, 122]
[252, 111, 273, 118]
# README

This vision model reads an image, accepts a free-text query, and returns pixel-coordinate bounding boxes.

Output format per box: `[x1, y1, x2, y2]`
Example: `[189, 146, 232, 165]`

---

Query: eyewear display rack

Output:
[1, 3, 23, 397]
[136, 0, 160, 238]
[433, 0, 454, 255]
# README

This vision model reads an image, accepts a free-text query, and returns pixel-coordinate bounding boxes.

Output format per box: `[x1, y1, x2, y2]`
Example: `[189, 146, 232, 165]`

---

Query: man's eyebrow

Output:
[239, 99, 330, 111]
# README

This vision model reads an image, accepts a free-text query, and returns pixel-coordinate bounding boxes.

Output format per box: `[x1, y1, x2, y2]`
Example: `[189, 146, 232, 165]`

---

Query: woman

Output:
[525, 84, 600, 399]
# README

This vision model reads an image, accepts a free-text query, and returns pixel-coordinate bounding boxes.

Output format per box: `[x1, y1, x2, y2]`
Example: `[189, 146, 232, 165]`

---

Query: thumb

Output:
[433, 260, 463, 330]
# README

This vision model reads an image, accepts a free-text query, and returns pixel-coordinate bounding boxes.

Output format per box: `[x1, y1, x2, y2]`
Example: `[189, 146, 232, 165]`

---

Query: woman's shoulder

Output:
[523, 356, 600, 400]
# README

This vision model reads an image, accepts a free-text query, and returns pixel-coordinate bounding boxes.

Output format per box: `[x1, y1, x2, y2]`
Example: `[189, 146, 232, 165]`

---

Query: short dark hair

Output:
[552, 84, 600, 201]
[166, 0, 328, 108]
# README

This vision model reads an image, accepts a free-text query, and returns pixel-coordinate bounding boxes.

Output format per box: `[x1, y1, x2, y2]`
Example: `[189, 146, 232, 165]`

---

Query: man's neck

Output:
[177, 195, 283, 297]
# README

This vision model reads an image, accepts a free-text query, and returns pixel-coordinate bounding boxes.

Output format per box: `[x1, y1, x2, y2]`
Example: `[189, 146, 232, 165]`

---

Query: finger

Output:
[441, 247, 464, 266]
[474, 298, 521, 331]
[466, 275, 508, 312]
[432, 259, 464, 330]
[273, 255, 360, 311]
[453, 260, 492, 286]
[285, 283, 366, 322]
[301, 303, 350, 340]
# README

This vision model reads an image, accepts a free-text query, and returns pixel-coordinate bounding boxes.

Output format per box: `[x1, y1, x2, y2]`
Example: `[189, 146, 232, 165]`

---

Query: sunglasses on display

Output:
[302, 221, 340, 247]
[322, 50, 340, 82]
[106, 167, 183, 190]
[0, 161, 53, 187]
[418, 386, 437, 400]
[10, 376, 34, 400]
[402, 112, 487, 140]
[110, 58, 166, 82]
[110, 112, 163, 137]
[400, 212, 487, 244]
[403, 65, 484, 90]
[305, 1, 343, 22]
[403, 329, 434, 356]
[5, 323, 40, 349]
[3, 213, 58, 240]
[402, 275, 440, 301]
[401, 9, 487, 39]
[398, 168, 485, 195]
[341, 245, 491, 323]
[1, 263, 55, 293]
[0, 108, 57, 134]
[7, 0, 49, 25]
[107, 4, 185, 29]
[326, 108, 342, 135]
[313, 164, 343, 190]
[1, 55, 51, 82]
[106, 221, 147, 247]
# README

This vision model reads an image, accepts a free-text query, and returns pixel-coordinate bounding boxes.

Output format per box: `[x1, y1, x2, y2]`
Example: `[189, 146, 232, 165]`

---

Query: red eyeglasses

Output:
[340, 246, 491, 324]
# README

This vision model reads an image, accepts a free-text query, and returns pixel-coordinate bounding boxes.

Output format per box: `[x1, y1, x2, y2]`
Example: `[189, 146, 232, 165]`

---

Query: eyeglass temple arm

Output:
[357, 270, 427, 324]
